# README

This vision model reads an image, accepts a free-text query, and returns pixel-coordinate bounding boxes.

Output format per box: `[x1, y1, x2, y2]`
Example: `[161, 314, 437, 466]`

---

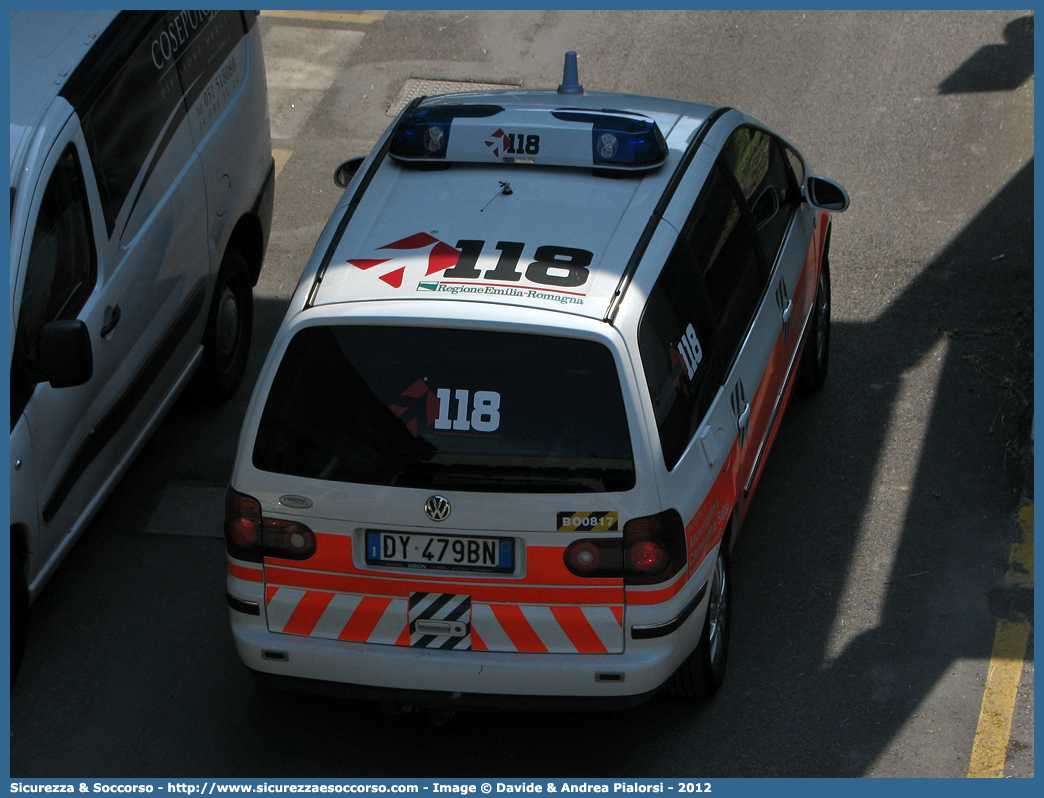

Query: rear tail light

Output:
[622, 509, 686, 585]
[564, 539, 622, 578]
[563, 509, 686, 584]
[225, 488, 262, 562]
[628, 539, 668, 573]
[262, 517, 317, 560]
[224, 487, 316, 563]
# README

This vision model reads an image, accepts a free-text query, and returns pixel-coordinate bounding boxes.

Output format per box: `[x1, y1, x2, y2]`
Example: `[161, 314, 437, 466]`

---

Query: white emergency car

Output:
[225, 54, 848, 709]
[10, 11, 273, 682]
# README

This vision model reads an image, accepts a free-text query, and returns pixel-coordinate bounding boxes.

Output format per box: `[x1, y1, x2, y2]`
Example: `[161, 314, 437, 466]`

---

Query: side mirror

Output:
[805, 175, 850, 212]
[333, 157, 365, 189]
[35, 319, 93, 388]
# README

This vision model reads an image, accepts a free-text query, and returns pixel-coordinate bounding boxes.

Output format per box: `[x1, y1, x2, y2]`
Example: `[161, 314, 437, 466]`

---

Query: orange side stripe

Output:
[526, 547, 615, 584]
[472, 626, 488, 651]
[338, 595, 392, 642]
[491, 604, 548, 653]
[612, 606, 624, 626]
[265, 585, 279, 604]
[282, 591, 335, 636]
[746, 328, 802, 504]
[228, 561, 263, 582]
[551, 606, 607, 654]
[626, 572, 688, 605]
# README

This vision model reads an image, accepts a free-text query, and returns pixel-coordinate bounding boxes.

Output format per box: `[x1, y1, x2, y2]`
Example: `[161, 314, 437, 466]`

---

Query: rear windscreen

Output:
[252, 326, 635, 493]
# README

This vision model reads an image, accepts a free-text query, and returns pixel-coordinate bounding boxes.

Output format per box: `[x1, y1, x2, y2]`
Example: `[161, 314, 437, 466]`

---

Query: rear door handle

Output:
[737, 402, 751, 429]
[100, 304, 121, 337]
[781, 298, 792, 324]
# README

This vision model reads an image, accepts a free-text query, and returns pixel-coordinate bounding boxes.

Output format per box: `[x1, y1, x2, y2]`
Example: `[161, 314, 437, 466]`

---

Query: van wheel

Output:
[666, 547, 730, 699]
[192, 248, 253, 402]
[11, 556, 28, 686]
[798, 257, 830, 393]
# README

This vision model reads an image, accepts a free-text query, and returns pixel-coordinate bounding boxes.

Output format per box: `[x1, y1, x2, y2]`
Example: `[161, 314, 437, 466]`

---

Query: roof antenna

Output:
[557, 51, 584, 95]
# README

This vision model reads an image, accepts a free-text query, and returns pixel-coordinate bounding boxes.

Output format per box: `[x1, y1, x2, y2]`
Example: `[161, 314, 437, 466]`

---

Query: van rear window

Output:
[252, 326, 635, 493]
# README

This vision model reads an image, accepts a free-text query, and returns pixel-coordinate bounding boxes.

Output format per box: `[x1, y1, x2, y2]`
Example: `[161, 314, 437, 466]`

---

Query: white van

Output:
[223, 56, 848, 709]
[9, 10, 274, 681]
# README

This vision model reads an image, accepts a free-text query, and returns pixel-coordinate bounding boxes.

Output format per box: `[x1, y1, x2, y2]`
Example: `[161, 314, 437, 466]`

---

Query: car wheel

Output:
[190, 248, 253, 402]
[11, 555, 28, 686]
[798, 255, 830, 393]
[666, 546, 730, 699]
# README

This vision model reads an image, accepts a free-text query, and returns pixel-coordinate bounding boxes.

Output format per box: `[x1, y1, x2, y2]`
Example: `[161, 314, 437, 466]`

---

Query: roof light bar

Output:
[389, 104, 668, 171]
[389, 104, 503, 160]
[553, 109, 668, 169]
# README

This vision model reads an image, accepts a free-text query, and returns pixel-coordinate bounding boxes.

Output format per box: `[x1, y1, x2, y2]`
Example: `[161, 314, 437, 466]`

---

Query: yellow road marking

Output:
[272, 149, 292, 180]
[967, 504, 1033, 778]
[262, 10, 387, 25]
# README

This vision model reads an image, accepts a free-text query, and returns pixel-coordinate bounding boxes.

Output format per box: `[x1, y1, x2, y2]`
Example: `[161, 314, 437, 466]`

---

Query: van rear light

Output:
[262, 517, 317, 561]
[225, 488, 262, 562]
[228, 517, 260, 549]
[568, 541, 602, 573]
[562, 510, 686, 582]
[623, 510, 686, 585]
[563, 539, 622, 578]
[224, 487, 316, 562]
[628, 539, 668, 574]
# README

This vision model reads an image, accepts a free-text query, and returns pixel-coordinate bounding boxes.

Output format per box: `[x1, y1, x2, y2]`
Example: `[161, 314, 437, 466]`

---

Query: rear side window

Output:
[685, 164, 766, 370]
[253, 326, 635, 493]
[638, 246, 719, 470]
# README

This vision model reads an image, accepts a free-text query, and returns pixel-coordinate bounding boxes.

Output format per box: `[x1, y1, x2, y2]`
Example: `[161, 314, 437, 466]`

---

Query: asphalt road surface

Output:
[9, 9, 1034, 779]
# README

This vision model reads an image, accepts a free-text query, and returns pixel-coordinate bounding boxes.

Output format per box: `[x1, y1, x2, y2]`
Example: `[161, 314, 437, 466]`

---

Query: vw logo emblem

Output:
[424, 495, 451, 522]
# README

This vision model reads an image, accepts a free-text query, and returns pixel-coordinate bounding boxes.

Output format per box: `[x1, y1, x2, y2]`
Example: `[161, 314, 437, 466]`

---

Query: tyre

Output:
[11, 555, 28, 687]
[666, 546, 730, 698]
[797, 255, 830, 393]
[190, 248, 253, 402]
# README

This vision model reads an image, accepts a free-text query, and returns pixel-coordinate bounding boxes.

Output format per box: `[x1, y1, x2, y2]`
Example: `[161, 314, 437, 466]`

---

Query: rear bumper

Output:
[228, 587, 709, 706]
[250, 669, 659, 712]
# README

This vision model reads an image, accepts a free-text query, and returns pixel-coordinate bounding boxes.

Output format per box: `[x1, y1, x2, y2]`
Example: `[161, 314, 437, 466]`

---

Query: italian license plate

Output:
[365, 530, 515, 573]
